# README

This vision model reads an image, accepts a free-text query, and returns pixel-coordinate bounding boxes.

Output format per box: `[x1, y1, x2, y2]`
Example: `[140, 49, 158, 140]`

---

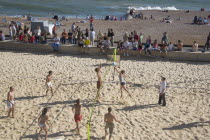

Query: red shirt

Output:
[134, 35, 139, 41]
[30, 36, 35, 43]
[19, 35, 24, 41]
[90, 17, 94, 23]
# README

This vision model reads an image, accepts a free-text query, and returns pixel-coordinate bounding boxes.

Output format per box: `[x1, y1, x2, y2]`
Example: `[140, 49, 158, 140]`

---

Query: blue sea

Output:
[0, 0, 209, 18]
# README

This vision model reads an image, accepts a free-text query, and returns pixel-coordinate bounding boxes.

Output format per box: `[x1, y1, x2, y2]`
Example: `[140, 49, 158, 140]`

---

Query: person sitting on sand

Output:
[151, 39, 159, 51]
[52, 34, 60, 52]
[104, 107, 120, 140]
[38, 108, 50, 140]
[168, 42, 174, 51]
[160, 43, 167, 53]
[30, 33, 35, 43]
[45, 71, 53, 96]
[114, 67, 132, 99]
[192, 41, 198, 52]
[84, 37, 91, 49]
[102, 37, 111, 54]
[7, 87, 15, 118]
[158, 77, 167, 106]
[117, 40, 123, 54]
[175, 40, 183, 51]
[72, 99, 82, 134]
[0, 30, 5, 41]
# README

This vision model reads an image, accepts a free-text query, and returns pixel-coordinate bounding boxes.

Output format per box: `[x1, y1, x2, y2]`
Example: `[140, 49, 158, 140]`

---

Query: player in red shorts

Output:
[72, 99, 82, 134]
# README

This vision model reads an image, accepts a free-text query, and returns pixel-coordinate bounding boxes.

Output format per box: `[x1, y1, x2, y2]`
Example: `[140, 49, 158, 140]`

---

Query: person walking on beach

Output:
[72, 99, 82, 134]
[158, 77, 167, 106]
[114, 67, 132, 99]
[45, 71, 53, 96]
[7, 87, 15, 118]
[104, 107, 120, 140]
[95, 64, 102, 99]
[90, 15, 94, 30]
[162, 32, 169, 45]
[38, 108, 50, 140]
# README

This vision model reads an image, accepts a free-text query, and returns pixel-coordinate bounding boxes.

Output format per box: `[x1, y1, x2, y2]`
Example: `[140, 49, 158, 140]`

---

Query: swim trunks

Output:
[121, 82, 125, 86]
[105, 122, 114, 133]
[46, 82, 52, 88]
[74, 114, 82, 122]
[7, 100, 14, 109]
[38, 123, 46, 128]
[97, 81, 102, 89]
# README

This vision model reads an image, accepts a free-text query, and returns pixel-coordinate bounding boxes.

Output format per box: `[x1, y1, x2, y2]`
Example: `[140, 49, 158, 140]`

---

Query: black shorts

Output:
[79, 44, 84, 47]
[121, 82, 125, 86]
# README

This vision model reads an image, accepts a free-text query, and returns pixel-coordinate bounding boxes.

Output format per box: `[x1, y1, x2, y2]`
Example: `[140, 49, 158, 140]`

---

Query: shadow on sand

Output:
[117, 104, 158, 111]
[162, 121, 210, 130]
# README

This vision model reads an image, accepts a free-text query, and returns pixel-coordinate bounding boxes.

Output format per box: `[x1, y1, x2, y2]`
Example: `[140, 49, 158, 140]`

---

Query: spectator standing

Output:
[110, 29, 115, 47]
[90, 15, 94, 30]
[90, 29, 96, 46]
[162, 32, 169, 45]
[158, 77, 167, 106]
[61, 29, 67, 44]
[34, 26, 41, 42]
[68, 29, 73, 44]
[206, 32, 210, 50]
[144, 36, 152, 55]
[71, 23, 76, 32]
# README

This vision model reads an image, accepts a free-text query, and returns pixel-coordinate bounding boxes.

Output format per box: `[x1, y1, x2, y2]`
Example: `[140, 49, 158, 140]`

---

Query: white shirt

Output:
[168, 44, 174, 51]
[160, 81, 166, 93]
[90, 31, 95, 39]
[103, 40, 110, 47]
[123, 41, 130, 49]
[53, 37, 60, 44]
[34, 29, 41, 36]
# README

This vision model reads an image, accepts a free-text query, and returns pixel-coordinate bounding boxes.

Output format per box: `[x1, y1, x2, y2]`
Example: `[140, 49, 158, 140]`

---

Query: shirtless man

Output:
[45, 71, 53, 96]
[95, 64, 102, 99]
[176, 40, 183, 51]
[7, 87, 15, 118]
[95, 63, 102, 89]
[114, 67, 132, 99]
[38, 108, 49, 140]
[72, 99, 82, 134]
[104, 107, 120, 140]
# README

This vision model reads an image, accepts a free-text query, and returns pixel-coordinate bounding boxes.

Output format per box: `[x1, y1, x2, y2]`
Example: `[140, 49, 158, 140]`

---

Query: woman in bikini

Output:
[114, 67, 132, 98]
[38, 108, 49, 140]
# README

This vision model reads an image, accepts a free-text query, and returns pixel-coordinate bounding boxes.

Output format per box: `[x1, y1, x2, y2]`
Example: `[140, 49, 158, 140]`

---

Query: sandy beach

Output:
[0, 49, 210, 140]
[0, 10, 210, 45]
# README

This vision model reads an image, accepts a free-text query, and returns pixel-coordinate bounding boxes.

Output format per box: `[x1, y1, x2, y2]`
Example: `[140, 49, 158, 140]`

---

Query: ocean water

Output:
[0, 0, 209, 18]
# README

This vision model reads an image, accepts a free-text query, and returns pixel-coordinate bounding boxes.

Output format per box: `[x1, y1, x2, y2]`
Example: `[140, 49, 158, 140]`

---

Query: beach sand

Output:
[0, 10, 210, 45]
[0, 50, 210, 140]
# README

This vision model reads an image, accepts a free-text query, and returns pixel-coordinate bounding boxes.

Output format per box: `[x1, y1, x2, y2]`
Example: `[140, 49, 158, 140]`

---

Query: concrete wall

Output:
[0, 41, 209, 62]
